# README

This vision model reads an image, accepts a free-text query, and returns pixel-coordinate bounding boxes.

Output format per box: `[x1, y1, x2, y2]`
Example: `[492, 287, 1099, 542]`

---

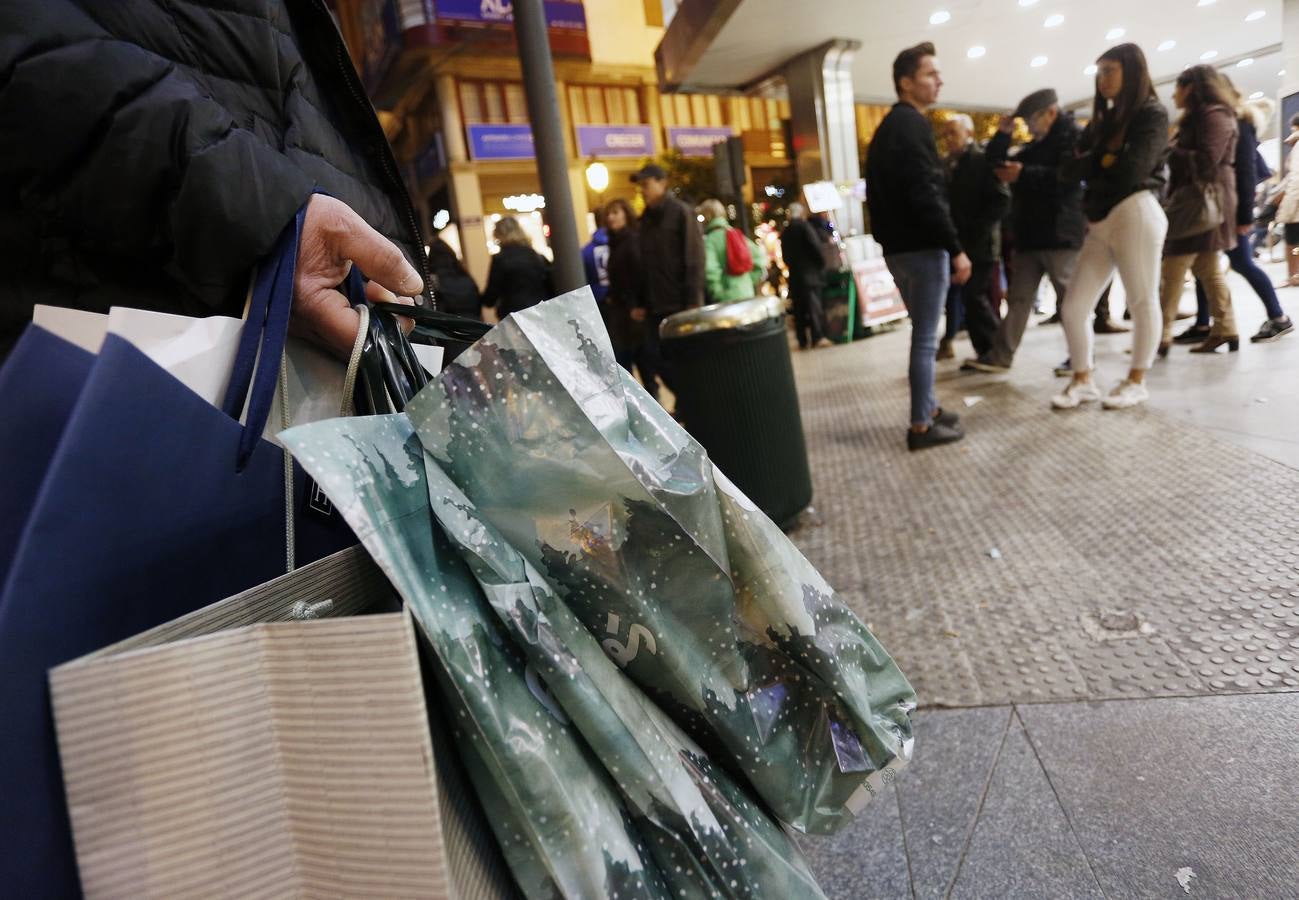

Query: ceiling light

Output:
[1157, 39, 1177, 52]
[1200, 50, 1218, 61]
[967, 45, 987, 59]
[1018, 0, 1039, 6]
[1044, 13, 1064, 27]
[929, 10, 951, 25]
[1237, 58, 1254, 68]
[1197, 0, 1216, 6]
[1106, 27, 1126, 40]
[1084, 64, 1099, 75]
[1031, 55, 1048, 68]
[1250, 91, 1265, 100]
[1281, 70, 1288, 77]
[1245, 10, 1266, 22]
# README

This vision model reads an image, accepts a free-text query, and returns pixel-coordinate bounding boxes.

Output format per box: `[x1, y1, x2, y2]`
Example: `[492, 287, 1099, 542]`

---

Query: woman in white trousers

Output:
[1053, 43, 1170, 411]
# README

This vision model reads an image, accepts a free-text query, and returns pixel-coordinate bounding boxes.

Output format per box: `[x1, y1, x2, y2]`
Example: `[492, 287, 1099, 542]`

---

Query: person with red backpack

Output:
[700, 198, 767, 304]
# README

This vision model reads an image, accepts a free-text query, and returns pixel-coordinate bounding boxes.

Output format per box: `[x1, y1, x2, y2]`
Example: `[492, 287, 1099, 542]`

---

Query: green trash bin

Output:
[661, 297, 813, 528]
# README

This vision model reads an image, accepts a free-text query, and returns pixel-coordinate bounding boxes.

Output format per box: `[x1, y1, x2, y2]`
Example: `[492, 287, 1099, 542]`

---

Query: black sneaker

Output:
[1251, 316, 1294, 343]
[1054, 358, 1072, 377]
[907, 422, 965, 452]
[934, 407, 961, 428]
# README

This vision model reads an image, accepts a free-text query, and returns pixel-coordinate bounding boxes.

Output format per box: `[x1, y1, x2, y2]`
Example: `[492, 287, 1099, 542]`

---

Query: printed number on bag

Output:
[602, 613, 657, 667]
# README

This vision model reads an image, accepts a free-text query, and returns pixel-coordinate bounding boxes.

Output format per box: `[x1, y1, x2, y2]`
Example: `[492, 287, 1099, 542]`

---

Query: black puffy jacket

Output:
[637, 194, 705, 316]
[946, 143, 1010, 264]
[0, 0, 430, 356]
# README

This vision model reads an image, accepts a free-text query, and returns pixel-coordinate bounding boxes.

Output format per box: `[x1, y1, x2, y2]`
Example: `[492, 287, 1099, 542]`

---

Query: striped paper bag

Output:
[48, 546, 515, 900]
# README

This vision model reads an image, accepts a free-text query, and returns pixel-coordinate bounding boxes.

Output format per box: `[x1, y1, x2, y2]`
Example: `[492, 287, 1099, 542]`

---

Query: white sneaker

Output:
[1102, 380, 1149, 409]
[1051, 381, 1102, 409]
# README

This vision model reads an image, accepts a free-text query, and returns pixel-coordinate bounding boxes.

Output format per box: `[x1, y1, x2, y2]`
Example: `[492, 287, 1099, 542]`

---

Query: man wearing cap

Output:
[630, 163, 705, 397]
[969, 88, 1122, 374]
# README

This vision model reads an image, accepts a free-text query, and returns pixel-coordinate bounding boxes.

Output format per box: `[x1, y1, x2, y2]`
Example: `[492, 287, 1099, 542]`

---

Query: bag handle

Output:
[222, 201, 309, 470]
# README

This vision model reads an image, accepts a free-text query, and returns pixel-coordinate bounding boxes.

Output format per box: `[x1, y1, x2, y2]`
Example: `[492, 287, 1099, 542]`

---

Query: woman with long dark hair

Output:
[603, 197, 652, 389]
[1159, 65, 1240, 354]
[426, 237, 482, 320]
[1053, 43, 1169, 410]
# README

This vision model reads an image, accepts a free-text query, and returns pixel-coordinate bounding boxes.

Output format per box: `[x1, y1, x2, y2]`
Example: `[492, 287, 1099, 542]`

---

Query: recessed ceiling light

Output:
[1031, 55, 1048, 68]
[1044, 13, 1064, 27]
[930, 10, 951, 25]
[1199, 50, 1218, 61]
[967, 45, 987, 59]
[1281, 70, 1288, 77]
[1197, 0, 1216, 6]
[1237, 58, 1254, 68]
[1084, 64, 1099, 75]
[1157, 39, 1177, 52]
[1245, 10, 1266, 22]
[1106, 27, 1126, 40]
[1250, 91, 1265, 100]
[1018, 0, 1039, 6]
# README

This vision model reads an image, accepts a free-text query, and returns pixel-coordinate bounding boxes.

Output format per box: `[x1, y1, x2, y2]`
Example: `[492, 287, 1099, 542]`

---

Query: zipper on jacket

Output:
[314, 0, 438, 309]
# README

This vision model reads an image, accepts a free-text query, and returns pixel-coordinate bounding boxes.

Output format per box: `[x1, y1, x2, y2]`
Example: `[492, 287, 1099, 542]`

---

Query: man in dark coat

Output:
[942, 114, 1009, 364]
[971, 89, 1124, 373]
[780, 202, 832, 349]
[631, 163, 704, 395]
[0, 0, 430, 362]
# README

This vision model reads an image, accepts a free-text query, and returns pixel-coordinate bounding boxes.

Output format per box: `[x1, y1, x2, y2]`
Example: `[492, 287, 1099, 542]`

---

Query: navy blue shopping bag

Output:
[0, 328, 94, 585]
[0, 203, 355, 898]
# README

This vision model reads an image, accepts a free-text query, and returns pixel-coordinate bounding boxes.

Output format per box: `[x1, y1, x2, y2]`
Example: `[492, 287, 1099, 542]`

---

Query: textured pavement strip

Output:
[783, 326, 1299, 708]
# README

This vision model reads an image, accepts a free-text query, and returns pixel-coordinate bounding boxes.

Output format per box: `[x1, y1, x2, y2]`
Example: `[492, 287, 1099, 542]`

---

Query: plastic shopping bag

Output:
[280, 415, 671, 900]
[406, 288, 917, 833]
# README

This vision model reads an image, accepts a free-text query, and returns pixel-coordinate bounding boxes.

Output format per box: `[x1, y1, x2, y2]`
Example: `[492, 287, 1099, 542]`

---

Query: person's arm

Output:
[895, 115, 963, 256]
[703, 230, 725, 301]
[979, 157, 1012, 227]
[480, 258, 504, 308]
[681, 205, 706, 308]
[1235, 120, 1257, 227]
[986, 129, 1013, 166]
[750, 237, 768, 286]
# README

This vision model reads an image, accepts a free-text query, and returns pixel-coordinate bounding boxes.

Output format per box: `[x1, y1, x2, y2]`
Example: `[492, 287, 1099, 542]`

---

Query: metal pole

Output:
[513, 0, 584, 294]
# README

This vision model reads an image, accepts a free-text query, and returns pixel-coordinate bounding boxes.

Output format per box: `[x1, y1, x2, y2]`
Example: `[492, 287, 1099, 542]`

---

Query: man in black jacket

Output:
[0, 0, 430, 363]
[866, 42, 970, 451]
[631, 163, 704, 396]
[780, 202, 832, 349]
[971, 89, 1123, 373]
[942, 114, 1009, 364]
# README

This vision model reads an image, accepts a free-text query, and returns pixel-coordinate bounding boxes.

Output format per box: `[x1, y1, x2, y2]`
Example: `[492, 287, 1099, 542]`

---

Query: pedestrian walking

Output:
[700, 198, 766, 304]
[604, 198, 650, 384]
[865, 41, 970, 450]
[970, 89, 1089, 373]
[481, 216, 554, 318]
[941, 113, 1009, 366]
[1275, 115, 1299, 289]
[1158, 65, 1240, 356]
[632, 163, 705, 397]
[428, 238, 481, 320]
[780, 203, 833, 349]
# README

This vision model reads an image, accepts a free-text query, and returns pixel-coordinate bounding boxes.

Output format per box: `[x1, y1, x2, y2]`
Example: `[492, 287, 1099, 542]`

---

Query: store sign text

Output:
[576, 125, 655, 158]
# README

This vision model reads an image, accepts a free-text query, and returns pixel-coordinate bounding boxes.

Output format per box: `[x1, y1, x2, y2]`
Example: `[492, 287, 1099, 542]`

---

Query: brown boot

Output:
[936, 338, 955, 360]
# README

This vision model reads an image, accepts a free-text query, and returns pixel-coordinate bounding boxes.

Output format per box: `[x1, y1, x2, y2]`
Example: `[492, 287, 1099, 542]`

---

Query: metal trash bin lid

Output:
[659, 296, 784, 339]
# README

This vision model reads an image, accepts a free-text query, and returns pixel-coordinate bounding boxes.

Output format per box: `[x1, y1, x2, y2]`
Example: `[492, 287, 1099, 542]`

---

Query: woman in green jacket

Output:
[700, 199, 767, 303]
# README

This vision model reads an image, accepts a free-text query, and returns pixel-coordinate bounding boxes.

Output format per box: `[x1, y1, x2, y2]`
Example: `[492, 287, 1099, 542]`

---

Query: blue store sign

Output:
[576, 125, 655, 158]
[466, 124, 535, 160]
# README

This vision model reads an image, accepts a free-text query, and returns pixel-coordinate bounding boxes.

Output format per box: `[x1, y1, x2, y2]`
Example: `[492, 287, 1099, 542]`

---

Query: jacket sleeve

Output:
[0, 0, 315, 316]
[1060, 122, 1099, 184]
[1235, 120, 1257, 226]
[1104, 104, 1170, 197]
[682, 206, 706, 307]
[986, 131, 1012, 165]
[480, 258, 503, 308]
[1017, 124, 1074, 195]
[978, 157, 1012, 227]
[703, 229, 724, 302]
[899, 118, 963, 256]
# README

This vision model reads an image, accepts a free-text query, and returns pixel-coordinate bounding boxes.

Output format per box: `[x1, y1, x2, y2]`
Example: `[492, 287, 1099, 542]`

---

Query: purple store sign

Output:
[668, 126, 734, 157]
[466, 124, 535, 160]
[576, 125, 655, 158]
[435, 0, 587, 31]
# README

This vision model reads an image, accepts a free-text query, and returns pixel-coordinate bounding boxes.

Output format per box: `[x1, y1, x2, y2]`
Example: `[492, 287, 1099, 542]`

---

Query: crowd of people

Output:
[867, 40, 1294, 452]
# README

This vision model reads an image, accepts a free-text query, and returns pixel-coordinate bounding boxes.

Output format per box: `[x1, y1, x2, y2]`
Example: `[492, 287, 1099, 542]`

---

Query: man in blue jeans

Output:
[865, 41, 971, 450]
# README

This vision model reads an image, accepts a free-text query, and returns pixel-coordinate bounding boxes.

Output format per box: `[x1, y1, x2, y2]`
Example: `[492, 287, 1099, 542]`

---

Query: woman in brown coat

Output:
[1159, 65, 1239, 355]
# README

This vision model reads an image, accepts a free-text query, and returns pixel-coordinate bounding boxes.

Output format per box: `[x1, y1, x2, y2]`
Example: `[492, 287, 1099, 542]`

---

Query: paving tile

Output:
[1017, 694, 1299, 898]
[894, 707, 1013, 899]
[949, 713, 1103, 900]
[800, 782, 911, 900]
